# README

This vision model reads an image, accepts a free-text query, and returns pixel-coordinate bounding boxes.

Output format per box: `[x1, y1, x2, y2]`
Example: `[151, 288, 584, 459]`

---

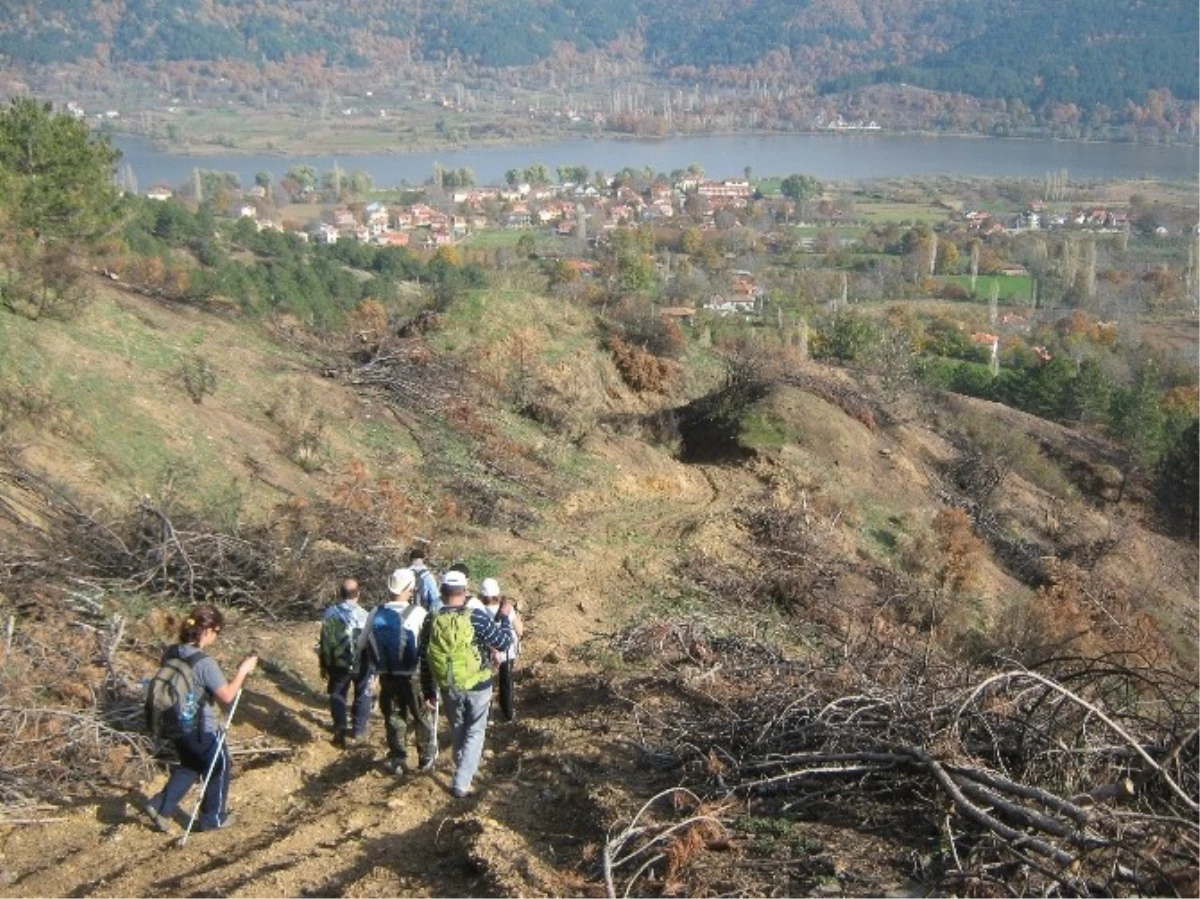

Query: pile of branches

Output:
[346, 339, 464, 418]
[609, 614, 1198, 897]
[780, 370, 878, 432]
[0, 442, 408, 620]
[0, 454, 285, 615]
[0, 447, 350, 809]
[0, 600, 156, 809]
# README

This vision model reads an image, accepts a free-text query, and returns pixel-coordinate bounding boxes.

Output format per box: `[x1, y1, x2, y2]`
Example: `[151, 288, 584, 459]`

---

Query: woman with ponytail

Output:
[143, 604, 257, 833]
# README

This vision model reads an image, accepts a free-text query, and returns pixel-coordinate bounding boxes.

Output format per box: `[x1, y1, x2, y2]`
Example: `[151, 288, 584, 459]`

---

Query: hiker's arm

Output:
[477, 606, 514, 653]
[356, 611, 374, 675]
[356, 610, 374, 656]
[213, 654, 258, 705]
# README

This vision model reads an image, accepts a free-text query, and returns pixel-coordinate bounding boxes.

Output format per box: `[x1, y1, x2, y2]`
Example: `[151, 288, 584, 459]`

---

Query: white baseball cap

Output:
[480, 577, 501, 598]
[387, 568, 415, 595]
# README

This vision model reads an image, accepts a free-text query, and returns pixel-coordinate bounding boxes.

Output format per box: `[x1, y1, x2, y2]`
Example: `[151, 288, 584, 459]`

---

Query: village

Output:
[144, 174, 762, 246]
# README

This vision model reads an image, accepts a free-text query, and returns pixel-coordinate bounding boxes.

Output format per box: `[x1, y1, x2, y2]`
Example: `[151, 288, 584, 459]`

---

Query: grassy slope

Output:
[1, 288, 415, 518]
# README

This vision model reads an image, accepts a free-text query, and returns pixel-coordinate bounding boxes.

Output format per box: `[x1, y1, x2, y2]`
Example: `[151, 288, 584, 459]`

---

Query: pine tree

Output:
[1155, 419, 1199, 539]
[0, 97, 121, 317]
[1108, 362, 1168, 464]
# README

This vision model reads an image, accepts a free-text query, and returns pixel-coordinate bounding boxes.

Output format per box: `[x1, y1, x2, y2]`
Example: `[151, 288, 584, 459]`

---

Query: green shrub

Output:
[179, 353, 218, 404]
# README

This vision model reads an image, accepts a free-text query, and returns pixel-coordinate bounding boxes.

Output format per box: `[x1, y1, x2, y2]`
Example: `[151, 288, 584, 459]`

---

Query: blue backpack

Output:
[413, 567, 441, 613]
[368, 605, 421, 675]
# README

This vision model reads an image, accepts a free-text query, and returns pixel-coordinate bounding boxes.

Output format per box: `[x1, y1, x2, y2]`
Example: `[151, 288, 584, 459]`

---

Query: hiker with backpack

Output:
[447, 561, 486, 612]
[420, 570, 515, 798]
[479, 578, 523, 653]
[143, 604, 257, 834]
[408, 546, 442, 614]
[480, 578, 523, 722]
[363, 568, 438, 776]
[318, 578, 372, 748]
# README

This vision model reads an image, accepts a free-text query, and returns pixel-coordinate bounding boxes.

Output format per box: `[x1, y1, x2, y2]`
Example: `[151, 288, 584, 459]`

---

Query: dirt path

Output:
[2, 445, 749, 898]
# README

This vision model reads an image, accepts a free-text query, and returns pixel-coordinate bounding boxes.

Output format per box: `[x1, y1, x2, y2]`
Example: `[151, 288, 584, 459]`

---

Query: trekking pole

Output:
[179, 688, 243, 847]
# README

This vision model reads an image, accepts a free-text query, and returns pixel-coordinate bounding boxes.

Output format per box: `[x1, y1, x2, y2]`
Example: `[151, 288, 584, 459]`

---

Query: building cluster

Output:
[704, 270, 765, 316]
[956, 201, 1132, 234]
[144, 176, 772, 249]
[811, 113, 881, 131]
[1011, 199, 1132, 231]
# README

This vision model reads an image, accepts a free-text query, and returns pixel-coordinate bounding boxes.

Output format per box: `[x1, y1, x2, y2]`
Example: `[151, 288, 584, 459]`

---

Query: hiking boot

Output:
[450, 786, 475, 799]
[383, 757, 406, 775]
[417, 756, 438, 773]
[142, 801, 174, 834]
[343, 735, 363, 749]
[200, 812, 236, 832]
[332, 731, 347, 749]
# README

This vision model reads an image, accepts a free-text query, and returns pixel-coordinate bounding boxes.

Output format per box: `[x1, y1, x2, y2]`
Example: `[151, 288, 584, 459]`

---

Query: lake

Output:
[113, 132, 1199, 191]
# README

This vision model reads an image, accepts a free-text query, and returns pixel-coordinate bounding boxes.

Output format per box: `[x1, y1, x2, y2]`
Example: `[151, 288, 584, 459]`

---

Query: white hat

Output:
[441, 570, 468, 590]
[480, 577, 501, 599]
[387, 568, 415, 595]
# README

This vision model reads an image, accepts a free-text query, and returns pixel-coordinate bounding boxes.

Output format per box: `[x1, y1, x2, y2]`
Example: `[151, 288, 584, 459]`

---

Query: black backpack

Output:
[144, 646, 205, 740]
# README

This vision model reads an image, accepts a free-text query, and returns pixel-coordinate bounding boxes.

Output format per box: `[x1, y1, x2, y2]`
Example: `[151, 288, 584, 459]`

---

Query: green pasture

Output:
[852, 200, 951, 225]
[794, 224, 869, 239]
[940, 274, 1034, 303]
[459, 230, 523, 249]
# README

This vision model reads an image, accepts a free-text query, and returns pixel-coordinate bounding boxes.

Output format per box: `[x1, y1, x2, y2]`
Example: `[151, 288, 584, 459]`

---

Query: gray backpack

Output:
[144, 647, 204, 740]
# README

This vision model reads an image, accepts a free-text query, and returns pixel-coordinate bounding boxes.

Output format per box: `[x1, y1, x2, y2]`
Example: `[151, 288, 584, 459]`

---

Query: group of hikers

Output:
[317, 548, 524, 797]
[140, 546, 523, 836]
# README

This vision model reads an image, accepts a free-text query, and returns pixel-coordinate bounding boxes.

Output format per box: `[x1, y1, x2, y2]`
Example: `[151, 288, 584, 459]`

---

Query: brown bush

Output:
[932, 507, 985, 594]
[663, 819, 726, 894]
[981, 558, 1178, 667]
[608, 335, 680, 393]
[347, 299, 389, 344]
[327, 458, 418, 544]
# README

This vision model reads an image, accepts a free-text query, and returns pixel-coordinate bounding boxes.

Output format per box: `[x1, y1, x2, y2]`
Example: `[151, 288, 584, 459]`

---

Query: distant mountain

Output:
[1, 0, 1195, 124]
[820, 0, 1199, 112]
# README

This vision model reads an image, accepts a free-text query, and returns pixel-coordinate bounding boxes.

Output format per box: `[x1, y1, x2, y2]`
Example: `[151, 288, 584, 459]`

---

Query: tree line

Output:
[2, 0, 1194, 134]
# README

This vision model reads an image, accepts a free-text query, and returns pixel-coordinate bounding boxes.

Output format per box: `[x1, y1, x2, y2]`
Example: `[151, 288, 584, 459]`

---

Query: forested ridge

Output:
[1, 0, 1195, 137]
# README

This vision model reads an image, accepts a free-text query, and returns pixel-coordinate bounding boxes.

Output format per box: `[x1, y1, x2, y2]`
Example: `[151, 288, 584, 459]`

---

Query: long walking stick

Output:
[179, 688, 243, 846]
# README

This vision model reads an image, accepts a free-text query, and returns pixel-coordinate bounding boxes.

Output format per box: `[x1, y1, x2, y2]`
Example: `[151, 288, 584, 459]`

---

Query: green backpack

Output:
[426, 607, 487, 690]
[319, 610, 361, 673]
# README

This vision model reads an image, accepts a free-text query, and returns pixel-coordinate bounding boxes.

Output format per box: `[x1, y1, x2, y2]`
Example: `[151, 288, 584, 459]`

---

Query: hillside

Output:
[1, 266, 1196, 896]
[0, 0, 1196, 148]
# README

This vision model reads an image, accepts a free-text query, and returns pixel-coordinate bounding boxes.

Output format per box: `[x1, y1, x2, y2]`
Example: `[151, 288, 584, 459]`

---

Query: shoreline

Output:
[107, 123, 1200, 161]
[109, 129, 1200, 189]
